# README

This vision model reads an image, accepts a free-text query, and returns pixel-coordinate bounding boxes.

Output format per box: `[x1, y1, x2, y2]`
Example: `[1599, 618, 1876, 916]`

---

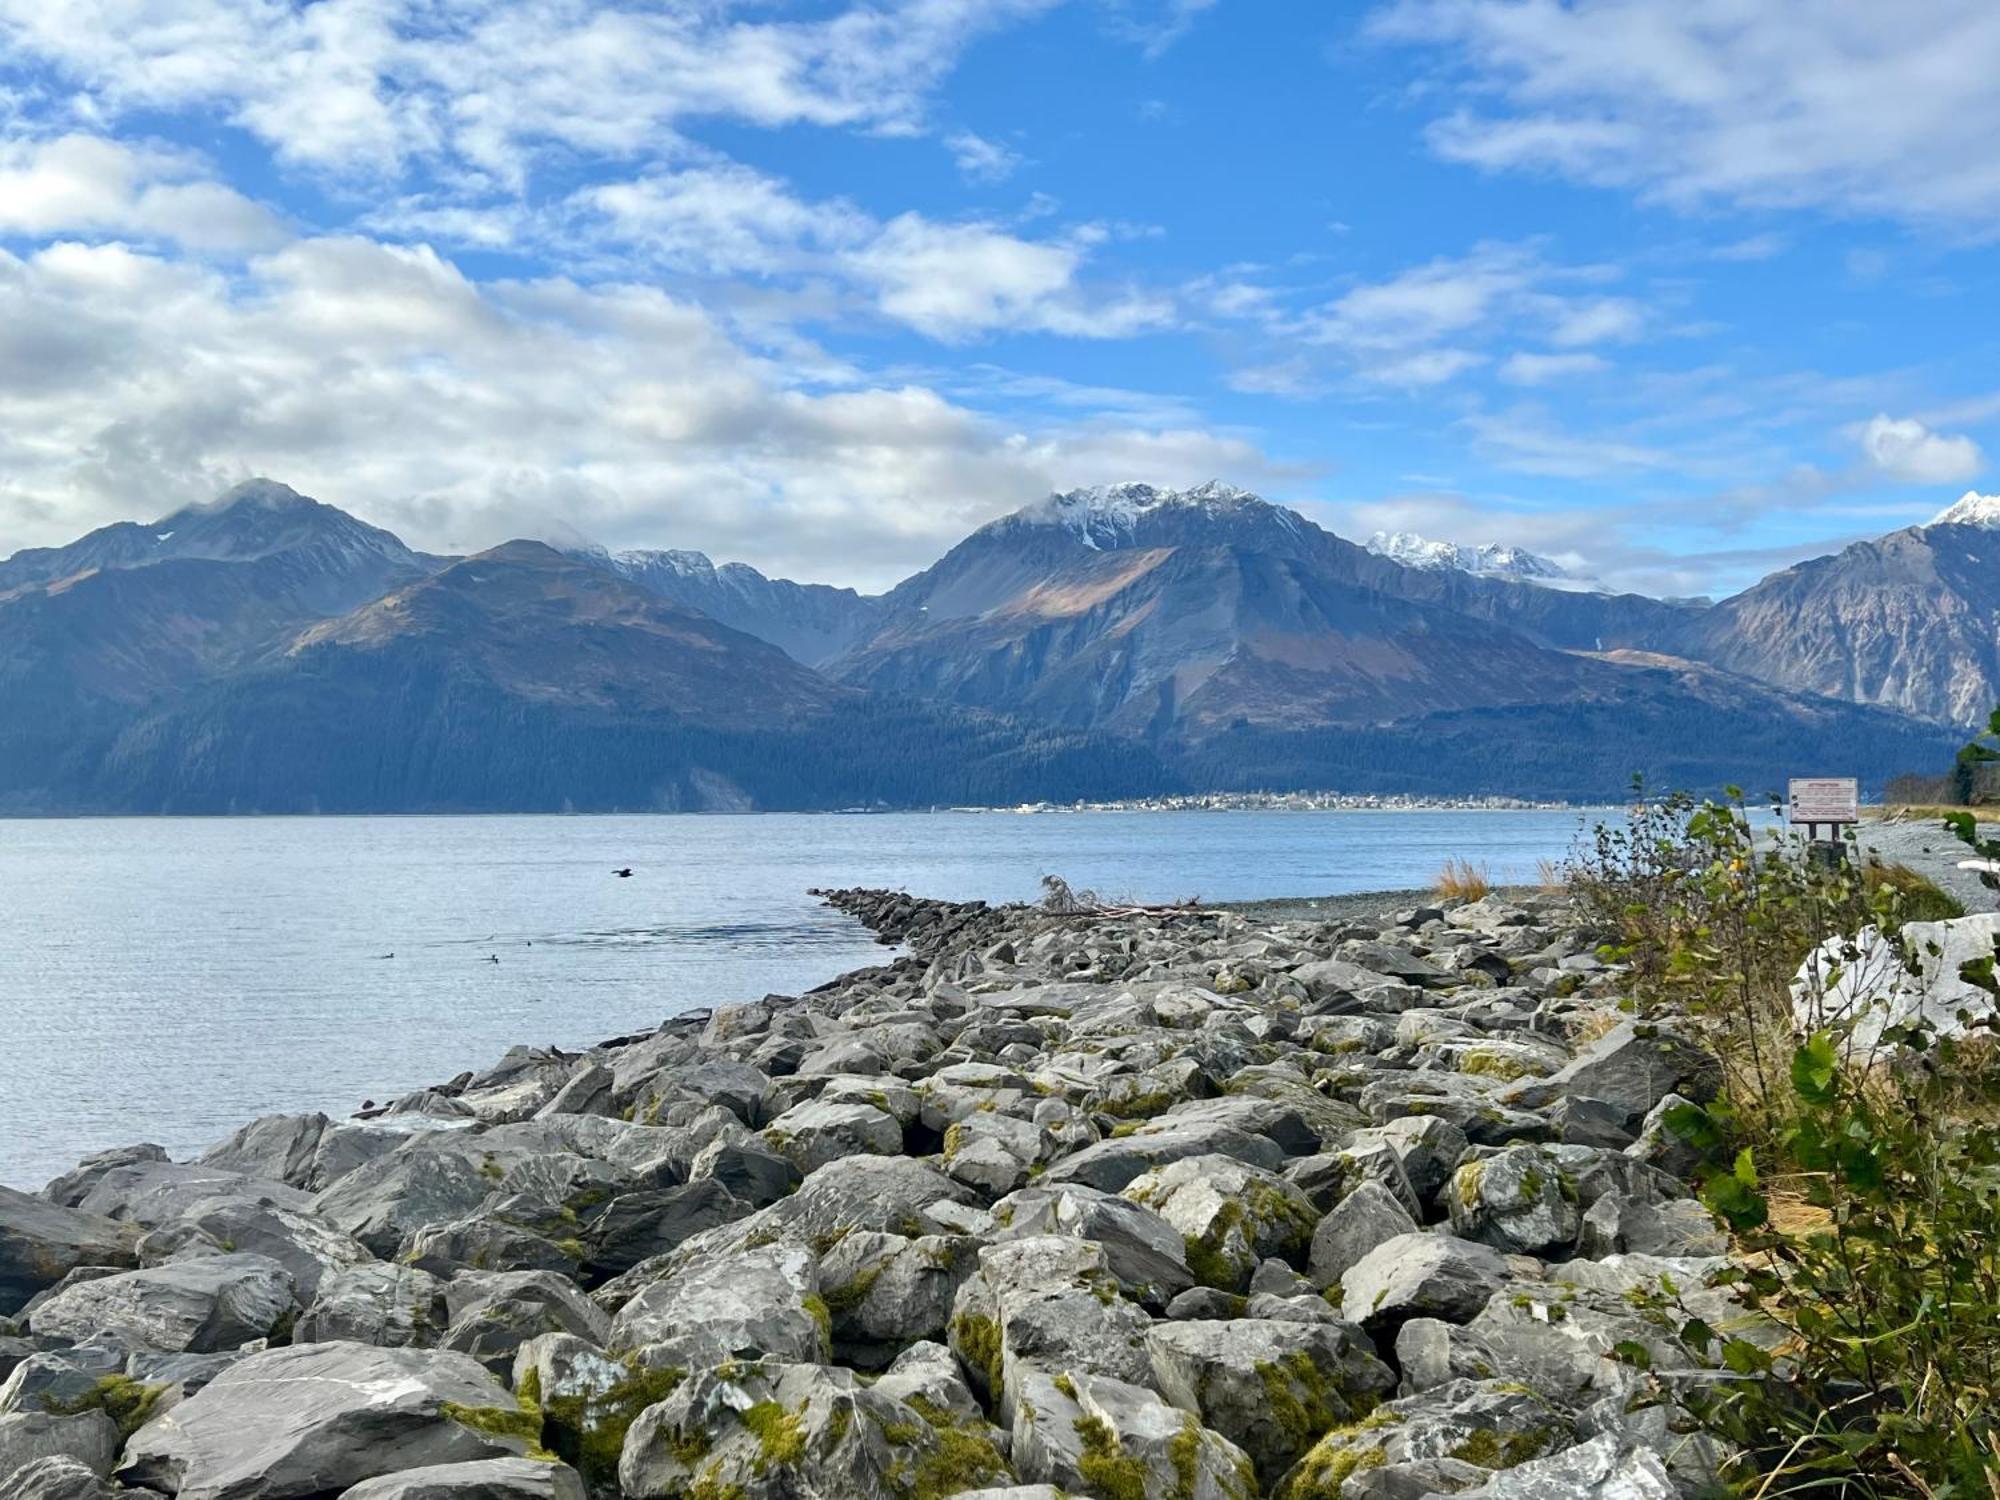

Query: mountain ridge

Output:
[0, 477, 1974, 809]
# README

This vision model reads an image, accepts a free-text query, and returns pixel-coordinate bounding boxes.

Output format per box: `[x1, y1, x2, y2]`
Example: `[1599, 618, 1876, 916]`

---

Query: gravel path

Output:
[1857, 816, 1999, 913]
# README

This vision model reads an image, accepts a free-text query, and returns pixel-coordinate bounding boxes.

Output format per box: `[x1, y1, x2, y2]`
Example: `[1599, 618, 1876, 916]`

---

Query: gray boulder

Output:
[1146, 1317, 1394, 1487]
[1276, 1378, 1573, 1496]
[296, 1264, 448, 1348]
[119, 1342, 538, 1499]
[608, 1244, 826, 1368]
[38, 1147, 169, 1209]
[312, 1143, 497, 1257]
[441, 1272, 611, 1375]
[1339, 1233, 1511, 1332]
[2, 1453, 136, 1499]
[617, 1358, 1009, 1500]
[1578, 1194, 1728, 1259]
[0, 1187, 139, 1317]
[1042, 1121, 1284, 1193]
[134, 1196, 369, 1303]
[1005, 1369, 1257, 1500]
[1123, 1154, 1319, 1293]
[73, 1163, 310, 1228]
[0, 1410, 120, 1481]
[1443, 1432, 1676, 1500]
[992, 1183, 1194, 1308]
[27, 1254, 297, 1355]
[761, 1098, 903, 1175]
[686, 1136, 799, 1208]
[198, 1115, 332, 1189]
[948, 1236, 1153, 1415]
[336, 1457, 589, 1499]
[1309, 1182, 1418, 1290]
[817, 1231, 977, 1367]
[1503, 1021, 1721, 1126]
[580, 1180, 748, 1278]
[1445, 1146, 1581, 1255]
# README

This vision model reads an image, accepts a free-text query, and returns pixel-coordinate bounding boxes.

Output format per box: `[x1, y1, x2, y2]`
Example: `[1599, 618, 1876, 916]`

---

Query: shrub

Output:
[1623, 1027, 2000, 1497]
[1433, 858, 1490, 901]
[1570, 776, 2000, 1494]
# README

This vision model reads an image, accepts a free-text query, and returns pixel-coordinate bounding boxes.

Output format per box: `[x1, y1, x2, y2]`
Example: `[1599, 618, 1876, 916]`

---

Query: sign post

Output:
[1789, 777, 1859, 866]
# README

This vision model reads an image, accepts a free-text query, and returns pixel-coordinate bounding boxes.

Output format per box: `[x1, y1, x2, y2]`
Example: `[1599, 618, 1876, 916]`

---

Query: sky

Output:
[2, 1, 1999, 597]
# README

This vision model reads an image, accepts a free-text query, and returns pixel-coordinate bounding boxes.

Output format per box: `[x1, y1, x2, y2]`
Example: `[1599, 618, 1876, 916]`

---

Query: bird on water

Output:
[614, 867, 634, 878]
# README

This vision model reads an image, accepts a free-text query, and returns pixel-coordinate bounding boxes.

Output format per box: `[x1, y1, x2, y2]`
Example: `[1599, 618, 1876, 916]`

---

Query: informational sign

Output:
[1789, 777, 1859, 825]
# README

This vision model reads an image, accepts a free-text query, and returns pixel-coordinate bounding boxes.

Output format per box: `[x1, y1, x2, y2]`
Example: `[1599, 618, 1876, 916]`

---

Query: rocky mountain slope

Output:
[0, 884, 1751, 1499]
[1672, 515, 2000, 727]
[71, 543, 1172, 814]
[0, 481, 440, 809]
[825, 483, 1955, 793]
[1365, 529, 1578, 586]
[580, 546, 883, 667]
[0, 477, 1975, 809]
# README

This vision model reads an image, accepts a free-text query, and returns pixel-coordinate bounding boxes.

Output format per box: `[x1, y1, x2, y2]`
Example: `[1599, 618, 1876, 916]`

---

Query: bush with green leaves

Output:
[1618, 1023, 2000, 1497]
[1569, 774, 2000, 1494]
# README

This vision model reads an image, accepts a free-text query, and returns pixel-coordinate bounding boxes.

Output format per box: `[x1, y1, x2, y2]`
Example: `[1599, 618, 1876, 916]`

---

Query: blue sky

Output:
[2, 0, 1998, 595]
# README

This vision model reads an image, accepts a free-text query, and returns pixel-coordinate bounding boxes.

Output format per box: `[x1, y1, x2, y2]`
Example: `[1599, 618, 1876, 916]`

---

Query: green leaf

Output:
[1720, 1339, 1773, 1376]
[1790, 1035, 1839, 1105]
[1610, 1340, 1653, 1370]
[1733, 1147, 1759, 1188]
[1662, 1103, 1723, 1153]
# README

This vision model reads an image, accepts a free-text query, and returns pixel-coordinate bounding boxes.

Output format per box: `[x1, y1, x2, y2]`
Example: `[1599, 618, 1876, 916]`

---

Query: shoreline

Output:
[4, 879, 1747, 1498]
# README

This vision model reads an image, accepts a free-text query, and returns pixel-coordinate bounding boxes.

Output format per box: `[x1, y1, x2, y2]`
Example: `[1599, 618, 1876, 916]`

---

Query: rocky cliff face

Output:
[1677, 521, 2000, 727]
[581, 546, 884, 667]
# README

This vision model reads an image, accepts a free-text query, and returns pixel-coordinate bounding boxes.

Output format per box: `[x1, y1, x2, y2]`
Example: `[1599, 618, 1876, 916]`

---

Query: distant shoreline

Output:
[0, 800, 1620, 821]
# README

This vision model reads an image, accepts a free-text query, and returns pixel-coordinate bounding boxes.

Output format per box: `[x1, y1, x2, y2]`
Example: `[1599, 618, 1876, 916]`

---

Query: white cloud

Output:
[1282, 240, 1645, 388]
[849, 214, 1174, 340]
[1464, 407, 1668, 478]
[944, 130, 1023, 182]
[1498, 351, 1607, 385]
[1370, 0, 2000, 231]
[0, 133, 285, 252]
[0, 0, 1062, 181]
[1105, 0, 1218, 58]
[579, 164, 867, 277]
[1547, 297, 1642, 347]
[1857, 413, 1984, 483]
[0, 232, 1267, 588]
[567, 164, 1171, 340]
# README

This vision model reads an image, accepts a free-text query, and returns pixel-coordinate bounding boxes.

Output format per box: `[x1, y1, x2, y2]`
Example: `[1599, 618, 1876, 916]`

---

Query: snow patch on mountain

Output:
[1931, 491, 2000, 529]
[1017, 480, 1283, 549]
[1366, 530, 1587, 587]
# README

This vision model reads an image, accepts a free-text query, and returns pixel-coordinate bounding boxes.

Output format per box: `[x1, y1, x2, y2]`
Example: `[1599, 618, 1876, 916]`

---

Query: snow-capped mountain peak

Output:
[1015, 479, 1280, 549]
[608, 547, 719, 581]
[1931, 491, 2000, 529]
[1366, 530, 1575, 585]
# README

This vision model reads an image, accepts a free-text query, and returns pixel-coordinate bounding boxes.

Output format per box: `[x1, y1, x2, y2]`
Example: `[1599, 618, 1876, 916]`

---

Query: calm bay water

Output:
[0, 809, 1597, 1189]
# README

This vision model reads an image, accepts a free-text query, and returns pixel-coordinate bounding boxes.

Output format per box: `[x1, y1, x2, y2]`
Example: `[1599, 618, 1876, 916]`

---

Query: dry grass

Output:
[1535, 857, 1565, 892]
[1762, 1185, 1836, 1237]
[1434, 858, 1491, 902]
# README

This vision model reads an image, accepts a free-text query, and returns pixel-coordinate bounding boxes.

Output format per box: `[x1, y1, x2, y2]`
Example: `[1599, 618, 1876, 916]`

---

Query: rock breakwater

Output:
[0, 885, 1759, 1499]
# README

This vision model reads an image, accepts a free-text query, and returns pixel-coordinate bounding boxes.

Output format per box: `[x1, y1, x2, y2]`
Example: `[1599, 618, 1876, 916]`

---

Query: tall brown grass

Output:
[1433, 857, 1491, 901]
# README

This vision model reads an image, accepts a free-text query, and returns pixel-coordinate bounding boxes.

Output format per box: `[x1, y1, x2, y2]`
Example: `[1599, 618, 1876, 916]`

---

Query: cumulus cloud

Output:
[0, 233, 1273, 588]
[1857, 413, 1984, 484]
[0, 0, 1063, 181]
[1369, 0, 2000, 231]
[0, 133, 285, 252]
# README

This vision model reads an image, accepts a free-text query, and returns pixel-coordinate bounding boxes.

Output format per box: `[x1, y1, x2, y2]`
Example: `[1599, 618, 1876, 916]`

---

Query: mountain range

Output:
[0, 477, 1978, 812]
